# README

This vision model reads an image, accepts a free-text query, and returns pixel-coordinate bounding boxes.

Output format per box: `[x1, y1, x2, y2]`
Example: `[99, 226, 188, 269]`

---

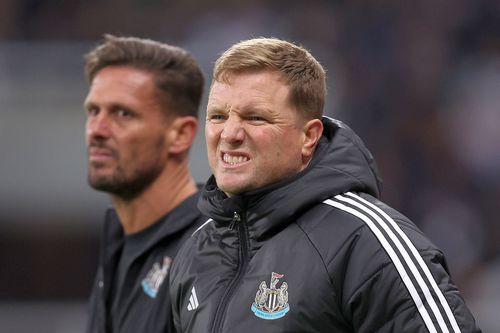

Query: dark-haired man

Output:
[84, 35, 206, 333]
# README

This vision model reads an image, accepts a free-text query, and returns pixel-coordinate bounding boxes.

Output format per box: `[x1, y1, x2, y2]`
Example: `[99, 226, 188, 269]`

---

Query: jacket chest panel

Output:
[183, 229, 346, 332]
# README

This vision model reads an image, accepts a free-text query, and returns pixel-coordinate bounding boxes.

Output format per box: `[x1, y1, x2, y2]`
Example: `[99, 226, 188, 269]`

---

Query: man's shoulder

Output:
[295, 192, 437, 264]
[299, 192, 422, 239]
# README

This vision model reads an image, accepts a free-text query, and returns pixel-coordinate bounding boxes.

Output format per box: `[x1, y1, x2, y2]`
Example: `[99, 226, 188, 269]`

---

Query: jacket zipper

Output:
[211, 211, 250, 333]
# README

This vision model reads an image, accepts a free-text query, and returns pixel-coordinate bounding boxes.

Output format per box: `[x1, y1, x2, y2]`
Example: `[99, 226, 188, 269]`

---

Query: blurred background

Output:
[0, 0, 499, 331]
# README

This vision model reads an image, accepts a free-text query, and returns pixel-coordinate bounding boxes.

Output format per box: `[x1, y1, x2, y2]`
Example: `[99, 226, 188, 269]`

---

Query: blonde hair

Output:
[213, 38, 326, 119]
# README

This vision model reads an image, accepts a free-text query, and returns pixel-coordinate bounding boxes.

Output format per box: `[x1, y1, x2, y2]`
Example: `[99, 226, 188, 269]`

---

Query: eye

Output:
[207, 113, 227, 123]
[248, 116, 265, 121]
[86, 106, 99, 117]
[247, 115, 267, 124]
[116, 108, 133, 118]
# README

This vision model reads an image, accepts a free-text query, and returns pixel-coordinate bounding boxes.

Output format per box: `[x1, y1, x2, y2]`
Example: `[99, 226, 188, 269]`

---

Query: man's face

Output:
[206, 70, 308, 196]
[84, 66, 170, 198]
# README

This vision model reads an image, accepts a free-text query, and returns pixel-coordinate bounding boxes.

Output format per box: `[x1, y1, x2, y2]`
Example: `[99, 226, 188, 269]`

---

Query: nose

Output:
[220, 115, 245, 143]
[86, 112, 111, 143]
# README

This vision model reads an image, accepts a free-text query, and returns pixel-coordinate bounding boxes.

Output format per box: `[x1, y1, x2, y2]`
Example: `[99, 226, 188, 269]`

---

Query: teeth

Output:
[223, 153, 248, 165]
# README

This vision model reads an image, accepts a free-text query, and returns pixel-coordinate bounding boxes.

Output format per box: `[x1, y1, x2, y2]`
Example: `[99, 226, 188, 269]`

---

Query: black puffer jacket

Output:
[170, 117, 481, 333]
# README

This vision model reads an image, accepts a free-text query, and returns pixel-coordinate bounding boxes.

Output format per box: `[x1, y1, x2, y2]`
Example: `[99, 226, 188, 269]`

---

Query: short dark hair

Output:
[214, 37, 326, 120]
[84, 34, 204, 118]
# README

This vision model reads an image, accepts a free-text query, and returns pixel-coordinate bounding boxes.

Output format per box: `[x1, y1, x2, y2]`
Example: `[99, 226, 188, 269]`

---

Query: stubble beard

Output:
[88, 141, 166, 201]
[88, 163, 163, 200]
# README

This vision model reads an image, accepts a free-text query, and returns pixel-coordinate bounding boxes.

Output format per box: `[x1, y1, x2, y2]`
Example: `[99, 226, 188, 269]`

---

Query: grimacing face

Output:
[84, 66, 171, 199]
[206, 70, 313, 196]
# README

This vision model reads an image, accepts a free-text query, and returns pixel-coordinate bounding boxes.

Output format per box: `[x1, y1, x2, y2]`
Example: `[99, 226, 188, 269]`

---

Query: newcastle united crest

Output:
[251, 272, 289, 320]
[141, 256, 172, 298]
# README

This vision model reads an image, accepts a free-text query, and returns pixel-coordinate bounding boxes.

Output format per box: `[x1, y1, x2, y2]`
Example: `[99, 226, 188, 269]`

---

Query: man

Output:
[170, 38, 481, 332]
[83, 35, 206, 332]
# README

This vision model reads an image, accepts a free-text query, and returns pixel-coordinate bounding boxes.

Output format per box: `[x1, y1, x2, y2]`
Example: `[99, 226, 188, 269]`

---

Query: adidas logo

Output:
[187, 286, 199, 311]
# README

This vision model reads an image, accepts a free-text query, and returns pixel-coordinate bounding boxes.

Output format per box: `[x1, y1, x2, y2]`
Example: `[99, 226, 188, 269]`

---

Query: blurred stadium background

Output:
[0, 0, 499, 331]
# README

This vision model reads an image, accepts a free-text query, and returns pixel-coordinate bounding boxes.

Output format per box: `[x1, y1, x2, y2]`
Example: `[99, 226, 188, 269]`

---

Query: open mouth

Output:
[222, 152, 249, 165]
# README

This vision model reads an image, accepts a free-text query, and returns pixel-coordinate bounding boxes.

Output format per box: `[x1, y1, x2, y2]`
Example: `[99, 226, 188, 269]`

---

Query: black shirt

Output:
[86, 192, 208, 333]
[110, 215, 165, 331]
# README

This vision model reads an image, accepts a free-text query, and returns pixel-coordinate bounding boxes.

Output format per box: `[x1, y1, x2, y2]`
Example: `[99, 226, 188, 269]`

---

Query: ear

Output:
[166, 116, 198, 155]
[301, 118, 323, 163]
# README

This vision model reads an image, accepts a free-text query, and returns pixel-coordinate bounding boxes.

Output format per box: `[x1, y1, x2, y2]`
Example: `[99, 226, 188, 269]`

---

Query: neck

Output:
[110, 160, 197, 235]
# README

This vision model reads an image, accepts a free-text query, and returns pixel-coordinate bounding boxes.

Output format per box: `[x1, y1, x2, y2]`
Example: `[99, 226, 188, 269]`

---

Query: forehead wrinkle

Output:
[208, 72, 290, 119]
[207, 101, 231, 114]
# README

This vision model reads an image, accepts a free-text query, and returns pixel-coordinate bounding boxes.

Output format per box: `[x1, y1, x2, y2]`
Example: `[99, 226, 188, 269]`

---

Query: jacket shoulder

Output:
[296, 191, 440, 287]
[298, 191, 437, 257]
[296, 191, 480, 332]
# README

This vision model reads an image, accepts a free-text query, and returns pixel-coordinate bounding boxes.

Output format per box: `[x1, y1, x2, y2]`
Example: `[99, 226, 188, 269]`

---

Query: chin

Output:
[216, 173, 258, 193]
[219, 183, 254, 196]
[218, 183, 243, 195]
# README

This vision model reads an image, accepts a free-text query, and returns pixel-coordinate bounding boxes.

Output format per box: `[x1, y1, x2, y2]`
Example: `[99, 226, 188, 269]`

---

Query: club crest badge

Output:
[251, 272, 289, 320]
[141, 256, 172, 298]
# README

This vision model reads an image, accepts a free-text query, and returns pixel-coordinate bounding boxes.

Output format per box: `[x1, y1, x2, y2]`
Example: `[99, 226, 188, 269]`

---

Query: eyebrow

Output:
[207, 103, 231, 113]
[83, 100, 95, 109]
[83, 100, 134, 111]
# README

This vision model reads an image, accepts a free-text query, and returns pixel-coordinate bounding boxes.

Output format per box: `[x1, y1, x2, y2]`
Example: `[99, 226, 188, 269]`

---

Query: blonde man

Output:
[170, 38, 480, 332]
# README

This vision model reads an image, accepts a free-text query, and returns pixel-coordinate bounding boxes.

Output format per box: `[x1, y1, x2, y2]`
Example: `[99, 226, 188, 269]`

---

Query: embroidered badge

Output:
[251, 272, 289, 320]
[141, 256, 172, 298]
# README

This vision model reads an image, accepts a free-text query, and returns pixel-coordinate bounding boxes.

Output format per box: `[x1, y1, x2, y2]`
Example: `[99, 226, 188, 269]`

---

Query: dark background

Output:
[0, 0, 499, 331]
